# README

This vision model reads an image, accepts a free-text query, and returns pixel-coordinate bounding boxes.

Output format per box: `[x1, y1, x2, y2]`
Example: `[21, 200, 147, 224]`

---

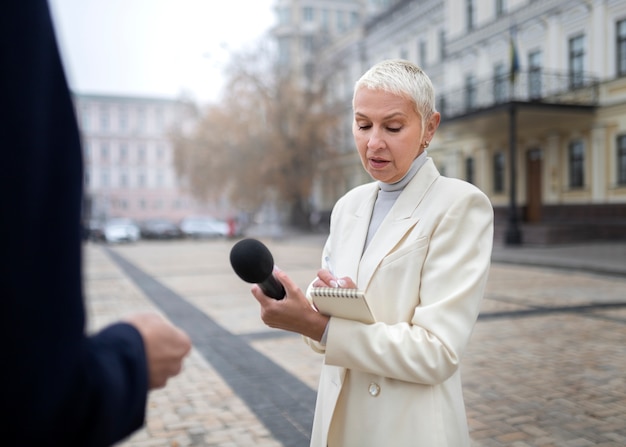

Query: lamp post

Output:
[505, 102, 522, 245]
[506, 25, 522, 245]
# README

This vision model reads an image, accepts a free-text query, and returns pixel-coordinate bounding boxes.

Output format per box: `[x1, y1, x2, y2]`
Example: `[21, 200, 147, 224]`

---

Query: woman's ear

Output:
[426, 112, 441, 140]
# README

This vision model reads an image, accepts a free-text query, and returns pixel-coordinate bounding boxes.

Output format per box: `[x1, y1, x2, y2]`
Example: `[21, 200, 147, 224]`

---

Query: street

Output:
[82, 236, 626, 447]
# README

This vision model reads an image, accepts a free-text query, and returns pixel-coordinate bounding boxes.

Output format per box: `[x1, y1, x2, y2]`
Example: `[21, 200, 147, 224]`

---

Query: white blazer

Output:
[305, 158, 494, 447]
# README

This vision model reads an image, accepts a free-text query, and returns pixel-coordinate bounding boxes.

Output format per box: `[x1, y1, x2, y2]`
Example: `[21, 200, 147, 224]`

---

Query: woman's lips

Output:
[369, 158, 389, 169]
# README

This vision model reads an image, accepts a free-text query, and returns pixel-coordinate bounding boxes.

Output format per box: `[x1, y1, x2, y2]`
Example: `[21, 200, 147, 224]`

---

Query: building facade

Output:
[73, 93, 209, 224]
[273, 0, 626, 243]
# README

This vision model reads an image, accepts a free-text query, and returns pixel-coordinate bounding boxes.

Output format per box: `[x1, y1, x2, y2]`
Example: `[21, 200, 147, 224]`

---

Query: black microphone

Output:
[229, 238, 286, 300]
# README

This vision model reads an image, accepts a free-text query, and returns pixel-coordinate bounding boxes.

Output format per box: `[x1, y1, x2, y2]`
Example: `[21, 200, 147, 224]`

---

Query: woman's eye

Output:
[388, 127, 402, 133]
[358, 125, 371, 130]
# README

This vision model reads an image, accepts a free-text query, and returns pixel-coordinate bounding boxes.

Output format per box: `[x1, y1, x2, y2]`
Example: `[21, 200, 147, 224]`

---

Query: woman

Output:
[252, 59, 494, 446]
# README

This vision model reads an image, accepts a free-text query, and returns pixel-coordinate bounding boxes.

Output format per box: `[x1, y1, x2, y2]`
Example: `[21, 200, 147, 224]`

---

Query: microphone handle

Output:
[260, 274, 285, 300]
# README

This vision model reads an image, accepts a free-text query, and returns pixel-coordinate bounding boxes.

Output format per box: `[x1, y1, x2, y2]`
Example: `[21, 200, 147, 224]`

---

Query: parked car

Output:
[103, 218, 140, 243]
[85, 219, 105, 242]
[179, 216, 229, 239]
[139, 218, 181, 239]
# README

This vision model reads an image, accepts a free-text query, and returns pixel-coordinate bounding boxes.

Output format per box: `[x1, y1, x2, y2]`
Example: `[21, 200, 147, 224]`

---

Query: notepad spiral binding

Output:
[311, 287, 363, 298]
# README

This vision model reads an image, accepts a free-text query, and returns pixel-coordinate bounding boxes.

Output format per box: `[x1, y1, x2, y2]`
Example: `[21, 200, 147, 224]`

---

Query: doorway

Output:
[526, 149, 542, 222]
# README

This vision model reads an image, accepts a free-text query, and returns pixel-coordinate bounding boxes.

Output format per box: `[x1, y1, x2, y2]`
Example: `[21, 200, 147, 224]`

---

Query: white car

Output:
[179, 216, 229, 239]
[103, 218, 140, 243]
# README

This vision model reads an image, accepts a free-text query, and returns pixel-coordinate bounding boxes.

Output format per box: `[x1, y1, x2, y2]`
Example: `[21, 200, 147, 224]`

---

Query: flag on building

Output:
[509, 29, 520, 84]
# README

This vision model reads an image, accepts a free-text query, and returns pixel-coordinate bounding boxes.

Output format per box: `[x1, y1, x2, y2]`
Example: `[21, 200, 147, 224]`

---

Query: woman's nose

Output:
[367, 128, 385, 150]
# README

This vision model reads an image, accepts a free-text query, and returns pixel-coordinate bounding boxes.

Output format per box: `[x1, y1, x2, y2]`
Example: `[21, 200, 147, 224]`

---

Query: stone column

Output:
[591, 124, 607, 202]
[544, 132, 560, 204]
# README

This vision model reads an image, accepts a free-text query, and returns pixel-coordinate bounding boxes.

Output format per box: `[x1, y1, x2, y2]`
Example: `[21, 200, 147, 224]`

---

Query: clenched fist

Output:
[125, 313, 192, 389]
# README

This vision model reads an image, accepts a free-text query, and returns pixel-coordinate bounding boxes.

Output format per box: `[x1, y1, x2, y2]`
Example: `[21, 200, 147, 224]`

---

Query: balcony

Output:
[438, 69, 599, 121]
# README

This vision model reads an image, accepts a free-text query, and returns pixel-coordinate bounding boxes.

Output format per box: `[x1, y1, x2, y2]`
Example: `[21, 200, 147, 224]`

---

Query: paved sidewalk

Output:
[82, 235, 626, 447]
[492, 240, 626, 277]
[257, 227, 626, 277]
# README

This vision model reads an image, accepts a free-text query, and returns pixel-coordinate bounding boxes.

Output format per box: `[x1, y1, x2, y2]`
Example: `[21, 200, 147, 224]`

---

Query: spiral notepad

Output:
[310, 287, 374, 324]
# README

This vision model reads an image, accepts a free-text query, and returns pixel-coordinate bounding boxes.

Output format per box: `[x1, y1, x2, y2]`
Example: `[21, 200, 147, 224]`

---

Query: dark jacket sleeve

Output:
[0, 1, 148, 445]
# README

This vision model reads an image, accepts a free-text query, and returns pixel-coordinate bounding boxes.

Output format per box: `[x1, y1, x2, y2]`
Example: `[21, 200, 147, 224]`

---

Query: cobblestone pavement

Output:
[82, 236, 626, 447]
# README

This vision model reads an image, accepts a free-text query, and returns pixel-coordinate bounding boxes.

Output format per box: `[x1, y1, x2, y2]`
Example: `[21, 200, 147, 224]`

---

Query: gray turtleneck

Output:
[363, 151, 428, 251]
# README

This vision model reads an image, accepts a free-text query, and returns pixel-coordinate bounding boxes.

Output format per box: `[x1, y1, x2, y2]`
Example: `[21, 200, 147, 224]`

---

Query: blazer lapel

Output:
[357, 159, 440, 288]
[333, 184, 378, 281]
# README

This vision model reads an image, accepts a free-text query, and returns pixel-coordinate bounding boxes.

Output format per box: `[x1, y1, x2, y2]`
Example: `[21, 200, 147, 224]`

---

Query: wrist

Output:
[306, 311, 330, 342]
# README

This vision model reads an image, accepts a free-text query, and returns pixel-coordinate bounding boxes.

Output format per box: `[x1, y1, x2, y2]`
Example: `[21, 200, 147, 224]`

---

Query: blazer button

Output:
[368, 382, 380, 397]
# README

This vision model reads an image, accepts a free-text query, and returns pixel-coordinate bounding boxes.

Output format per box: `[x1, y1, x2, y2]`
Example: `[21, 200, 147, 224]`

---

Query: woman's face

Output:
[352, 87, 439, 183]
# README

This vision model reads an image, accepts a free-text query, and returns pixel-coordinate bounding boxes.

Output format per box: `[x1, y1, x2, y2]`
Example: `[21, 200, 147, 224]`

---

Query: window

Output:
[119, 107, 128, 131]
[419, 40, 427, 68]
[495, 0, 505, 17]
[304, 62, 315, 83]
[119, 143, 128, 161]
[100, 142, 109, 160]
[617, 20, 626, 77]
[439, 30, 446, 61]
[278, 37, 290, 64]
[466, 157, 475, 184]
[302, 35, 314, 52]
[466, 0, 475, 31]
[321, 9, 329, 31]
[99, 105, 109, 131]
[81, 107, 90, 130]
[351, 12, 359, 27]
[493, 63, 508, 103]
[337, 10, 346, 32]
[278, 7, 290, 25]
[437, 97, 446, 117]
[138, 144, 146, 162]
[302, 7, 314, 22]
[493, 152, 505, 193]
[155, 108, 163, 129]
[568, 140, 584, 188]
[120, 143, 128, 163]
[528, 50, 542, 99]
[618, 135, 626, 185]
[101, 170, 109, 187]
[568, 35, 585, 88]
[137, 107, 146, 131]
[465, 74, 477, 110]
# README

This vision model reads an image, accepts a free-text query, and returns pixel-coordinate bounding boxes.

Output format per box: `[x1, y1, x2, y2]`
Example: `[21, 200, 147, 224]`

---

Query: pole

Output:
[505, 103, 522, 245]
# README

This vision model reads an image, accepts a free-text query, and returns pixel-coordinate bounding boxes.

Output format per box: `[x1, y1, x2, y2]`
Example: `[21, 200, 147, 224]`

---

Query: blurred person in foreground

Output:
[0, 2, 192, 446]
[252, 59, 494, 446]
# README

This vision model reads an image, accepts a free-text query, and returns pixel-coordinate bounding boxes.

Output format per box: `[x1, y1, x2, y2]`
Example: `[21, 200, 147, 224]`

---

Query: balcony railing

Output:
[438, 69, 599, 120]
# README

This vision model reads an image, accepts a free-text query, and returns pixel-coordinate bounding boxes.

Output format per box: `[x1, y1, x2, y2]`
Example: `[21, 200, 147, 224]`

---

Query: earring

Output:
[423, 141, 430, 148]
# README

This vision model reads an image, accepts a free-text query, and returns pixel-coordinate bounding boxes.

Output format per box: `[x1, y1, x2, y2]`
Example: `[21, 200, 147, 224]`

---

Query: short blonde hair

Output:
[353, 59, 437, 123]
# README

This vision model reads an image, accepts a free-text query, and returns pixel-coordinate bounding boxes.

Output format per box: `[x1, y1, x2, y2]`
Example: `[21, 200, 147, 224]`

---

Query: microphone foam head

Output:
[229, 238, 275, 284]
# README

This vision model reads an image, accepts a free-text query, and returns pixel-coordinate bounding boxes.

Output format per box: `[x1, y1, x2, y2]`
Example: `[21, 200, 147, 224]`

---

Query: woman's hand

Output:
[251, 269, 330, 342]
[314, 269, 357, 289]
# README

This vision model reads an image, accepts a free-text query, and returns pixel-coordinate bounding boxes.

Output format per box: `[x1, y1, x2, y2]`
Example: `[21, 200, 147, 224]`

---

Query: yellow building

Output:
[274, 0, 626, 244]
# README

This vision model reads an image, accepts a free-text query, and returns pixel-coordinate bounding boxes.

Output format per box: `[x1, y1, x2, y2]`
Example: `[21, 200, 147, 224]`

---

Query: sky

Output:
[48, 0, 275, 105]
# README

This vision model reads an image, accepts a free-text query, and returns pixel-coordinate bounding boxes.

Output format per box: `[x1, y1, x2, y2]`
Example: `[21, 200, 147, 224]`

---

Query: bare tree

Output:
[172, 41, 344, 228]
